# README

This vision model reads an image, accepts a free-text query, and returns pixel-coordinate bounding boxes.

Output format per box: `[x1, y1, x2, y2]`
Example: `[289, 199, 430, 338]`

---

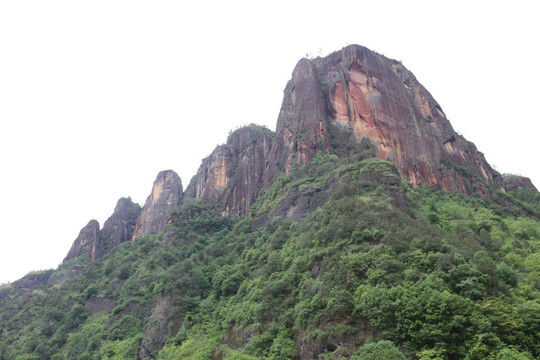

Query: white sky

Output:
[1, 1, 539, 284]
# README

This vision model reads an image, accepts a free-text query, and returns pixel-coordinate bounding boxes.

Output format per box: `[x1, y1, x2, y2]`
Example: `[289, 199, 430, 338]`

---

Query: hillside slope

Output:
[1, 153, 539, 359]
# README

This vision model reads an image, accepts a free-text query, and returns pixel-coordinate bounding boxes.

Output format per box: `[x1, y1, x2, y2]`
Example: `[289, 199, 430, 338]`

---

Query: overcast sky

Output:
[1, 1, 538, 284]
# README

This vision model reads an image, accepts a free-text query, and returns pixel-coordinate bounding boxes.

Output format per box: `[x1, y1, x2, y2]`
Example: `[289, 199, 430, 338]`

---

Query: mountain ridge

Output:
[61, 44, 537, 266]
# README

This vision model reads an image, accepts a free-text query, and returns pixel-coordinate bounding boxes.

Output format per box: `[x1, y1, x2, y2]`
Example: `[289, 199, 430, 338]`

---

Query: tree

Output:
[352, 340, 405, 360]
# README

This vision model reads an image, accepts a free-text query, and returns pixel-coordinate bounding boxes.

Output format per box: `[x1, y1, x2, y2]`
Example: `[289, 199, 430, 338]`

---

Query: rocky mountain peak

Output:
[133, 170, 183, 238]
[63, 219, 101, 263]
[268, 44, 503, 195]
[101, 197, 141, 248]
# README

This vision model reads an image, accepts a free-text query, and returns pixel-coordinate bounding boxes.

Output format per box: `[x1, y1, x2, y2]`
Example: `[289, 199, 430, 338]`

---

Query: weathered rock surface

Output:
[503, 175, 538, 192]
[265, 58, 331, 182]
[63, 220, 102, 263]
[101, 197, 141, 249]
[192, 126, 273, 216]
[267, 44, 504, 195]
[133, 170, 183, 238]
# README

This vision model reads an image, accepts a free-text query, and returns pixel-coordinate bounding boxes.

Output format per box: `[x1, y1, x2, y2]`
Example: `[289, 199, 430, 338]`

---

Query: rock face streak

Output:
[268, 45, 503, 195]
[192, 126, 273, 216]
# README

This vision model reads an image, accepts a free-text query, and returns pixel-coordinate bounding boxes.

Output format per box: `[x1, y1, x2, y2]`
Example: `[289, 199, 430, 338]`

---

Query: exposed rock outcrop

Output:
[265, 58, 331, 182]
[101, 197, 141, 249]
[192, 126, 273, 216]
[266, 44, 504, 195]
[503, 175, 538, 192]
[133, 170, 183, 238]
[63, 220, 102, 263]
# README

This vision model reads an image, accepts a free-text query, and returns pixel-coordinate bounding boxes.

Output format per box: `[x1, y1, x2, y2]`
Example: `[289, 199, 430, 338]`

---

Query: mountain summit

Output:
[269, 45, 502, 194]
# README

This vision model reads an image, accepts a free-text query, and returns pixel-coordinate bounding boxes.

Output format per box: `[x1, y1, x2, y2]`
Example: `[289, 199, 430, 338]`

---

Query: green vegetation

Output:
[1, 154, 539, 359]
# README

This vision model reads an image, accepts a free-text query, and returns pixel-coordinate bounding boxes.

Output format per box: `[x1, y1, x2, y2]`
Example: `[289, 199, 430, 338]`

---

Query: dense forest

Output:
[1, 146, 539, 359]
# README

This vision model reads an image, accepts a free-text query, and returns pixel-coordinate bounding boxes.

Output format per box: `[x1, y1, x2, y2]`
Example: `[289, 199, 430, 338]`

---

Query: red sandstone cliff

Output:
[191, 45, 511, 217]
[267, 44, 503, 195]
[147, 45, 535, 222]
[192, 126, 273, 216]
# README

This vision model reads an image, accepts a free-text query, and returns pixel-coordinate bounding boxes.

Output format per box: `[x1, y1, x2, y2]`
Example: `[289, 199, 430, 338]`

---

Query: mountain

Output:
[1, 45, 539, 360]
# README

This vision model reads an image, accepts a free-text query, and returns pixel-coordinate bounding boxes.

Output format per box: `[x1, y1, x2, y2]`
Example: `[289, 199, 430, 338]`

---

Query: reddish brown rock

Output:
[63, 220, 102, 263]
[265, 58, 331, 182]
[192, 125, 273, 216]
[133, 170, 183, 238]
[101, 197, 141, 249]
[267, 45, 504, 195]
[503, 175, 538, 192]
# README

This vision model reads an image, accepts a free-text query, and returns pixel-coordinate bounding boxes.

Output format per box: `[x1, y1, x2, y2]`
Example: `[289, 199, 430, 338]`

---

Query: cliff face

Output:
[192, 126, 273, 216]
[133, 170, 183, 238]
[63, 220, 101, 262]
[101, 197, 141, 248]
[265, 58, 331, 182]
[267, 45, 503, 195]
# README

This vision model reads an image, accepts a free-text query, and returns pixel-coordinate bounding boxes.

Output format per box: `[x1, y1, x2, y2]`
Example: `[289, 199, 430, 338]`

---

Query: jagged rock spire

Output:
[101, 197, 141, 248]
[63, 219, 101, 263]
[133, 170, 183, 238]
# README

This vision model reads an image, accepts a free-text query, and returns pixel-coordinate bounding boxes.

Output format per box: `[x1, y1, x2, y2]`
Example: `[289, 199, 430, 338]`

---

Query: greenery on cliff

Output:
[1, 152, 539, 360]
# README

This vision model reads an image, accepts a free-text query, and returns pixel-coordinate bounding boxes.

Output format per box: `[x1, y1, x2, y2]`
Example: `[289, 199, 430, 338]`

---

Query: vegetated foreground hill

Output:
[1, 45, 540, 360]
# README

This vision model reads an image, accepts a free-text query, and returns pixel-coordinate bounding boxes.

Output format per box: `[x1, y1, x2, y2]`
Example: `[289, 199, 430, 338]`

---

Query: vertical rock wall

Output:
[133, 170, 183, 238]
